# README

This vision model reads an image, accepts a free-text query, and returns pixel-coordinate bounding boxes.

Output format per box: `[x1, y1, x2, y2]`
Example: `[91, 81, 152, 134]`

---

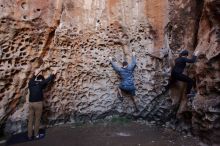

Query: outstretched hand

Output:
[44, 64, 50, 69]
[26, 64, 32, 72]
[132, 51, 135, 56]
[51, 67, 59, 75]
[121, 39, 129, 46]
[109, 57, 112, 61]
[194, 50, 200, 56]
[34, 68, 42, 76]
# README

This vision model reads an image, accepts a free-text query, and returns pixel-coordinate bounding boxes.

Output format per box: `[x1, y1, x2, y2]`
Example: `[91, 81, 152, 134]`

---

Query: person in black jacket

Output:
[171, 50, 199, 97]
[28, 66, 56, 140]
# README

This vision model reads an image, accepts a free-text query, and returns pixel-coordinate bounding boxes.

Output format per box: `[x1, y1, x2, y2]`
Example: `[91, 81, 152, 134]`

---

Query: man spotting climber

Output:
[171, 50, 199, 97]
[109, 45, 138, 112]
[28, 63, 57, 140]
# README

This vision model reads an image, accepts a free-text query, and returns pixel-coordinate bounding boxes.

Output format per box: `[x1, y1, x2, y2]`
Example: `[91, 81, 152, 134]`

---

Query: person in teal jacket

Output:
[109, 51, 138, 111]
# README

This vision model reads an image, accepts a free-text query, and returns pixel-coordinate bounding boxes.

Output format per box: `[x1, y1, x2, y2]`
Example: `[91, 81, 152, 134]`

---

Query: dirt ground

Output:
[4, 121, 200, 146]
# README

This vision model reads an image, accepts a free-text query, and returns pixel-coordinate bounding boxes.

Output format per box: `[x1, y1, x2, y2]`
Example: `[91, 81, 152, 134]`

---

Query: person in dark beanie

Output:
[28, 66, 57, 140]
[171, 50, 199, 97]
[109, 51, 138, 111]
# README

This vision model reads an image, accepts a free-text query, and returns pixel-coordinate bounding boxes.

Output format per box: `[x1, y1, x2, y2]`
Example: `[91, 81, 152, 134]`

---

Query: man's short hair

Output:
[36, 75, 45, 81]
[122, 61, 128, 67]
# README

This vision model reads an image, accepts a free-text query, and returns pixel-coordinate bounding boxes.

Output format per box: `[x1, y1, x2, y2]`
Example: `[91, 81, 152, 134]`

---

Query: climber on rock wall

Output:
[27, 63, 57, 140]
[109, 50, 139, 112]
[171, 50, 199, 98]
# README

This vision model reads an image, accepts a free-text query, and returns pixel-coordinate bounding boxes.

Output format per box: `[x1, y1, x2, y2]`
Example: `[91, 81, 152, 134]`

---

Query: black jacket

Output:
[172, 55, 197, 74]
[28, 74, 55, 102]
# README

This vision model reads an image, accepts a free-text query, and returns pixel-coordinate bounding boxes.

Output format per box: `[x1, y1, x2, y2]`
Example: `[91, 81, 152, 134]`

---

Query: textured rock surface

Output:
[167, 0, 220, 145]
[192, 0, 220, 145]
[0, 0, 219, 145]
[0, 0, 171, 133]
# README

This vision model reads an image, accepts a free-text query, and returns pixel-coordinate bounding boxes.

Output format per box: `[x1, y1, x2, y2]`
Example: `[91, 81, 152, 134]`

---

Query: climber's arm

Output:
[109, 57, 121, 72]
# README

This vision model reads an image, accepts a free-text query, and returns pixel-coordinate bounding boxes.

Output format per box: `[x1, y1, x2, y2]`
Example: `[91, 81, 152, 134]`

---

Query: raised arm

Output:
[111, 61, 122, 72]
[127, 52, 136, 70]
[40, 74, 55, 88]
[29, 74, 36, 87]
[184, 55, 197, 63]
[40, 63, 59, 88]
[28, 67, 42, 87]
[109, 57, 122, 72]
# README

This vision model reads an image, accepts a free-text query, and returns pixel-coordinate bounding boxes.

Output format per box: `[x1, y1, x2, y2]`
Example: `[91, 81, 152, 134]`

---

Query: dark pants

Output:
[119, 85, 136, 96]
[171, 71, 194, 94]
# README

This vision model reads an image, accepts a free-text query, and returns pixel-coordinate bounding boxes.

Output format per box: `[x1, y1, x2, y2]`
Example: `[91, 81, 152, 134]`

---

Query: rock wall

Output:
[0, 0, 172, 134]
[193, 0, 220, 145]
[0, 0, 219, 145]
[167, 0, 220, 145]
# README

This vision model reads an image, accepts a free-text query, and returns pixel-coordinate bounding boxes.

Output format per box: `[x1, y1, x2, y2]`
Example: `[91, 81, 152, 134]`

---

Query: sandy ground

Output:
[4, 121, 200, 146]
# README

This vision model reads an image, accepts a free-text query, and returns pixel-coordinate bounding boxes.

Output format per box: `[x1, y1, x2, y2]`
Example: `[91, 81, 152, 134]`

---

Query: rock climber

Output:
[171, 50, 199, 97]
[27, 63, 57, 140]
[109, 50, 138, 112]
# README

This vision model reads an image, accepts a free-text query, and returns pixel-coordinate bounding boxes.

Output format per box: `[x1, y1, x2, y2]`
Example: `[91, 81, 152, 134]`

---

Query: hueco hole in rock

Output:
[0, 0, 219, 146]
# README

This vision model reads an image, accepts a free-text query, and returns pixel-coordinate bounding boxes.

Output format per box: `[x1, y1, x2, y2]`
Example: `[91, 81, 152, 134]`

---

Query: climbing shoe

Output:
[27, 136, 33, 141]
[117, 93, 124, 101]
[35, 133, 45, 140]
[187, 93, 196, 98]
[118, 96, 124, 101]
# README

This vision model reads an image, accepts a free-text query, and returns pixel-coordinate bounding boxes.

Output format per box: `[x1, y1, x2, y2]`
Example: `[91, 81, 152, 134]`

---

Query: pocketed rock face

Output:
[167, 0, 220, 145]
[166, 0, 204, 52]
[1, 0, 219, 145]
[0, 0, 173, 134]
[192, 0, 220, 145]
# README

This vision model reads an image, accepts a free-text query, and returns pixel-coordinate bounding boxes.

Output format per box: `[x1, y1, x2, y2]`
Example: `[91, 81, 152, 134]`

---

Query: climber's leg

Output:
[117, 87, 123, 101]
[121, 88, 138, 111]
[172, 73, 194, 95]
